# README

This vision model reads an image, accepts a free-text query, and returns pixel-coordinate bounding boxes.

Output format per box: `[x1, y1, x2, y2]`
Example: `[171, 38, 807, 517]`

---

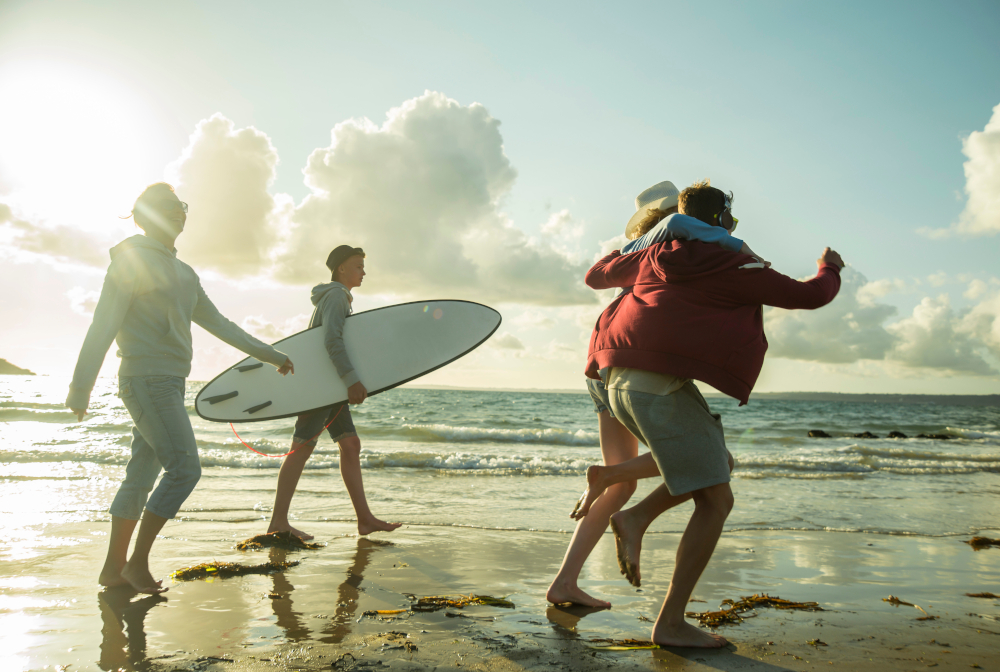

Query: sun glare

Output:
[0, 61, 167, 231]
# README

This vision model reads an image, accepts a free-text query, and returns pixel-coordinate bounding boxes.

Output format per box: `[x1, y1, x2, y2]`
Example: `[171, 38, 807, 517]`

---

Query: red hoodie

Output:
[585, 241, 841, 405]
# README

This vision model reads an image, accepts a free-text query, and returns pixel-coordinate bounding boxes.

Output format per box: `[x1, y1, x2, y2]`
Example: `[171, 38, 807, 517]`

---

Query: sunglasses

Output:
[155, 200, 189, 213]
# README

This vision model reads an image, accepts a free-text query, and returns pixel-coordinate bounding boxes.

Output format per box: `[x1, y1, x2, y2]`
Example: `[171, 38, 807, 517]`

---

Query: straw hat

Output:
[624, 180, 680, 239]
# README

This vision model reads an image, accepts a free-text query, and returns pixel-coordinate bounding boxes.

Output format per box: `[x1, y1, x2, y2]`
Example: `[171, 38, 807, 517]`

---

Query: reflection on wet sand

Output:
[267, 547, 310, 643]
[545, 603, 605, 639]
[319, 538, 392, 645]
[97, 589, 166, 671]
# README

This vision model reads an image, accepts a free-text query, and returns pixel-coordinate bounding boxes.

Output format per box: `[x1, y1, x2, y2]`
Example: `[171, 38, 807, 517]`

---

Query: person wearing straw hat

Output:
[584, 178, 843, 646]
[546, 180, 765, 609]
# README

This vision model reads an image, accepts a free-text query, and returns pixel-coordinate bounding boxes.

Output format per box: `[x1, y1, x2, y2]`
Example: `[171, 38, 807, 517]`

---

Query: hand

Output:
[71, 407, 87, 422]
[818, 247, 845, 269]
[740, 242, 771, 268]
[348, 381, 368, 405]
[277, 358, 295, 376]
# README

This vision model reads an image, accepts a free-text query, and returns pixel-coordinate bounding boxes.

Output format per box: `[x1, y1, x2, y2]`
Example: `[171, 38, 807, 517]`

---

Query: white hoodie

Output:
[67, 235, 287, 409]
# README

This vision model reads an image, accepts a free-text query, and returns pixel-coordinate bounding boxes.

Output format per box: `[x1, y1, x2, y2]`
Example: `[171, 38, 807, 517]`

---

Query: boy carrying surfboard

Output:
[267, 245, 401, 539]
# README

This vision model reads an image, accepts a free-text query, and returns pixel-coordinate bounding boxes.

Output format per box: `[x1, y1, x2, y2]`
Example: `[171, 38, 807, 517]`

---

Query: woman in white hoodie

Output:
[266, 245, 400, 540]
[68, 183, 293, 594]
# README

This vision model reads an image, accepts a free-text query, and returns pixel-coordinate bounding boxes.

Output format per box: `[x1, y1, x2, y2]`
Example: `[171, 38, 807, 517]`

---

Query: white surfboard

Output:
[195, 300, 501, 423]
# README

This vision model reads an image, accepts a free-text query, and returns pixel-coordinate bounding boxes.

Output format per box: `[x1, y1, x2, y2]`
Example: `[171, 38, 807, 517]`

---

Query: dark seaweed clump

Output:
[965, 537, 1000, 550]
[235, 531, 321, 551]
[171, 560, 299, 581]
[685, 593, 823, 628]
[405, 594, 515, 612]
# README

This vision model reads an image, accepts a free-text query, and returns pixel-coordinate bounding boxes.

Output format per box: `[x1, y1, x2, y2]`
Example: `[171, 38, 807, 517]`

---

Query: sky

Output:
[1, 0, 999, 394]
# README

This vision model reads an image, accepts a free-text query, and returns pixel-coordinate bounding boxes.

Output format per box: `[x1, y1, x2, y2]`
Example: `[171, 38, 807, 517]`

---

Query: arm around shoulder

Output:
[586, 250, 644, 290]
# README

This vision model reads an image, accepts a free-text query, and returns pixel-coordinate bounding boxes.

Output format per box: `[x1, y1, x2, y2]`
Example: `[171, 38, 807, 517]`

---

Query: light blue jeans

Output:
[109, 376, 201, 520]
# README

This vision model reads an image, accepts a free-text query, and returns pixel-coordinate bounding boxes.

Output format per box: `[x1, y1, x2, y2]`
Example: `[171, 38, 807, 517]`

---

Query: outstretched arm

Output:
[730, 248, 844, 310]
[192, 282, 290, 370]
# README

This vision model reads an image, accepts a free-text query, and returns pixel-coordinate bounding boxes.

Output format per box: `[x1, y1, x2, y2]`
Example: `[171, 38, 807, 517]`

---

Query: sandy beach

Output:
[4, 519, 997, 671]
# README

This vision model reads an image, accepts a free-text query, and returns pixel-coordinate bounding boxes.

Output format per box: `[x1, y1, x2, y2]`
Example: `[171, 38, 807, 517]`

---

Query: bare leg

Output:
[576, 449, 733, 520]
[547, 411, 638, 608]
[651, 482, 733, 648]
[338, 436, 401, 535]
[268, 442, 317, 540]
[571, 452, 660, 520]
[99, 516, 138, 588]
[610, 485, 691, 587]
[610, 453, 733, 586]
[119, 510, 169, 594]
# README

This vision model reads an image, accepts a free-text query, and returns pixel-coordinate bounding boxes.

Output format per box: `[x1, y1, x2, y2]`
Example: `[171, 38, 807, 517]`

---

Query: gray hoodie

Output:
[67, 235, 287, 410]
[309, 281, 359, 387]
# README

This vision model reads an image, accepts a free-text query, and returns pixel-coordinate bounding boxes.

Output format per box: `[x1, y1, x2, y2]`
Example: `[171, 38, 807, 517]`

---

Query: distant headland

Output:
[0, 358, 35, 375]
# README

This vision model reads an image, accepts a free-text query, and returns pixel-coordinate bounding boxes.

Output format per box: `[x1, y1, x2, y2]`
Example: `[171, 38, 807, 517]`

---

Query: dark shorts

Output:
[586, 377, 615, 418]
[292, 404, 357, 445]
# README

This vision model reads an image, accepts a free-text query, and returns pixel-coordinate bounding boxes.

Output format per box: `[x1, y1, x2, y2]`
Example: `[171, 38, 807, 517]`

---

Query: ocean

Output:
[2, 375, 998, 542]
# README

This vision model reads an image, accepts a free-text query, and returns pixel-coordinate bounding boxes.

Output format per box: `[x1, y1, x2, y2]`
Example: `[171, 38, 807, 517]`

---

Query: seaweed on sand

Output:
[685, 593, 824, 628]
[966, 592, 999, 599]
[404, 593, 515, 612]
[234, 531, 321, 551]
[883, 595, 934, 618]
[964, 537, 1000, 550]
[587, 638, 660, 651]
[171, 560, 299, 581]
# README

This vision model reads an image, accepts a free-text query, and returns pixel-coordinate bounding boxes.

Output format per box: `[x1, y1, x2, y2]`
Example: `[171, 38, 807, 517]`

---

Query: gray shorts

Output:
[293, 404, 357, 445]
[607, 381, 730, 497]
[585, 377, 614, 418]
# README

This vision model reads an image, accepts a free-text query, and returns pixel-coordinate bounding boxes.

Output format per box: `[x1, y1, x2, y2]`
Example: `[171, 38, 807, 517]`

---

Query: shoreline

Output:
[8, 523, 998, 671]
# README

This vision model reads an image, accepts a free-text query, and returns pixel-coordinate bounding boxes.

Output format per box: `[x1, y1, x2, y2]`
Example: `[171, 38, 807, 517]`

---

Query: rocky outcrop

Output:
[807, 430, 832, 438]
[888, 431, 908, 439]
[0, 358, 35, 375]
[853, 431, 878, 438]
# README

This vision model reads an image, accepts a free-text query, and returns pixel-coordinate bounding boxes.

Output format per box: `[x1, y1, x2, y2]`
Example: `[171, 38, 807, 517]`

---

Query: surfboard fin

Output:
[204, 391, 238, 405]
[237, 362, 264, 372]
[245, 401, 272, 414]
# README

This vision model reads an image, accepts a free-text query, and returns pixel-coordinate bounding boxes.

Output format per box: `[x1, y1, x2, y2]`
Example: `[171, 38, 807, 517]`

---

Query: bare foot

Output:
[120, 561, 168, 595]
[358, 517, 402, 535]
[546, 581, 611, 609]
[609, 511, 641, 587]
[267, 521, 314, 541]
[570, 465, 610, 520]
[98, 565, 131, 589]
[653, 620, 729, 648]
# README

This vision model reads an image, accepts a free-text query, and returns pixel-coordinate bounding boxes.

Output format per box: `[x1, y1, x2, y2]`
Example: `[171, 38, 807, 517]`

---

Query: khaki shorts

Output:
[608, 381, 731, 496]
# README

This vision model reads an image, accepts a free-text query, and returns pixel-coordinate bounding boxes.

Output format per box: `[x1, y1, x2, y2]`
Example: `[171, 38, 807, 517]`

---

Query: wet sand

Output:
[3, 521, 998, 671]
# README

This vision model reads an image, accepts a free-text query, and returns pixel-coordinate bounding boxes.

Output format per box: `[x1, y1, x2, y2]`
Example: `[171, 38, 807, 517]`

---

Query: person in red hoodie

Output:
[584, 179, 843, 648]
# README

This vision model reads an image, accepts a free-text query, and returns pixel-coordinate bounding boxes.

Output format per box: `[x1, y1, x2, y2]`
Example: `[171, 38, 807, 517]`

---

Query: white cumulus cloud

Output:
[1, 202, 106, 267]
[764, 267, 897, 364]
[921, 102, 1000, 238]
[167, 114, 282, 277]
[886, 294, 995, 375]
[489, 332, 526, 350]
[274, 91, 596, 305]
[240, 313, 311, 342]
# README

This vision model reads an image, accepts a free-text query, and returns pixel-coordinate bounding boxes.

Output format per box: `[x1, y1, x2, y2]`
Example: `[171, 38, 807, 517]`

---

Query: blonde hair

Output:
[628, 206, 677, 240]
